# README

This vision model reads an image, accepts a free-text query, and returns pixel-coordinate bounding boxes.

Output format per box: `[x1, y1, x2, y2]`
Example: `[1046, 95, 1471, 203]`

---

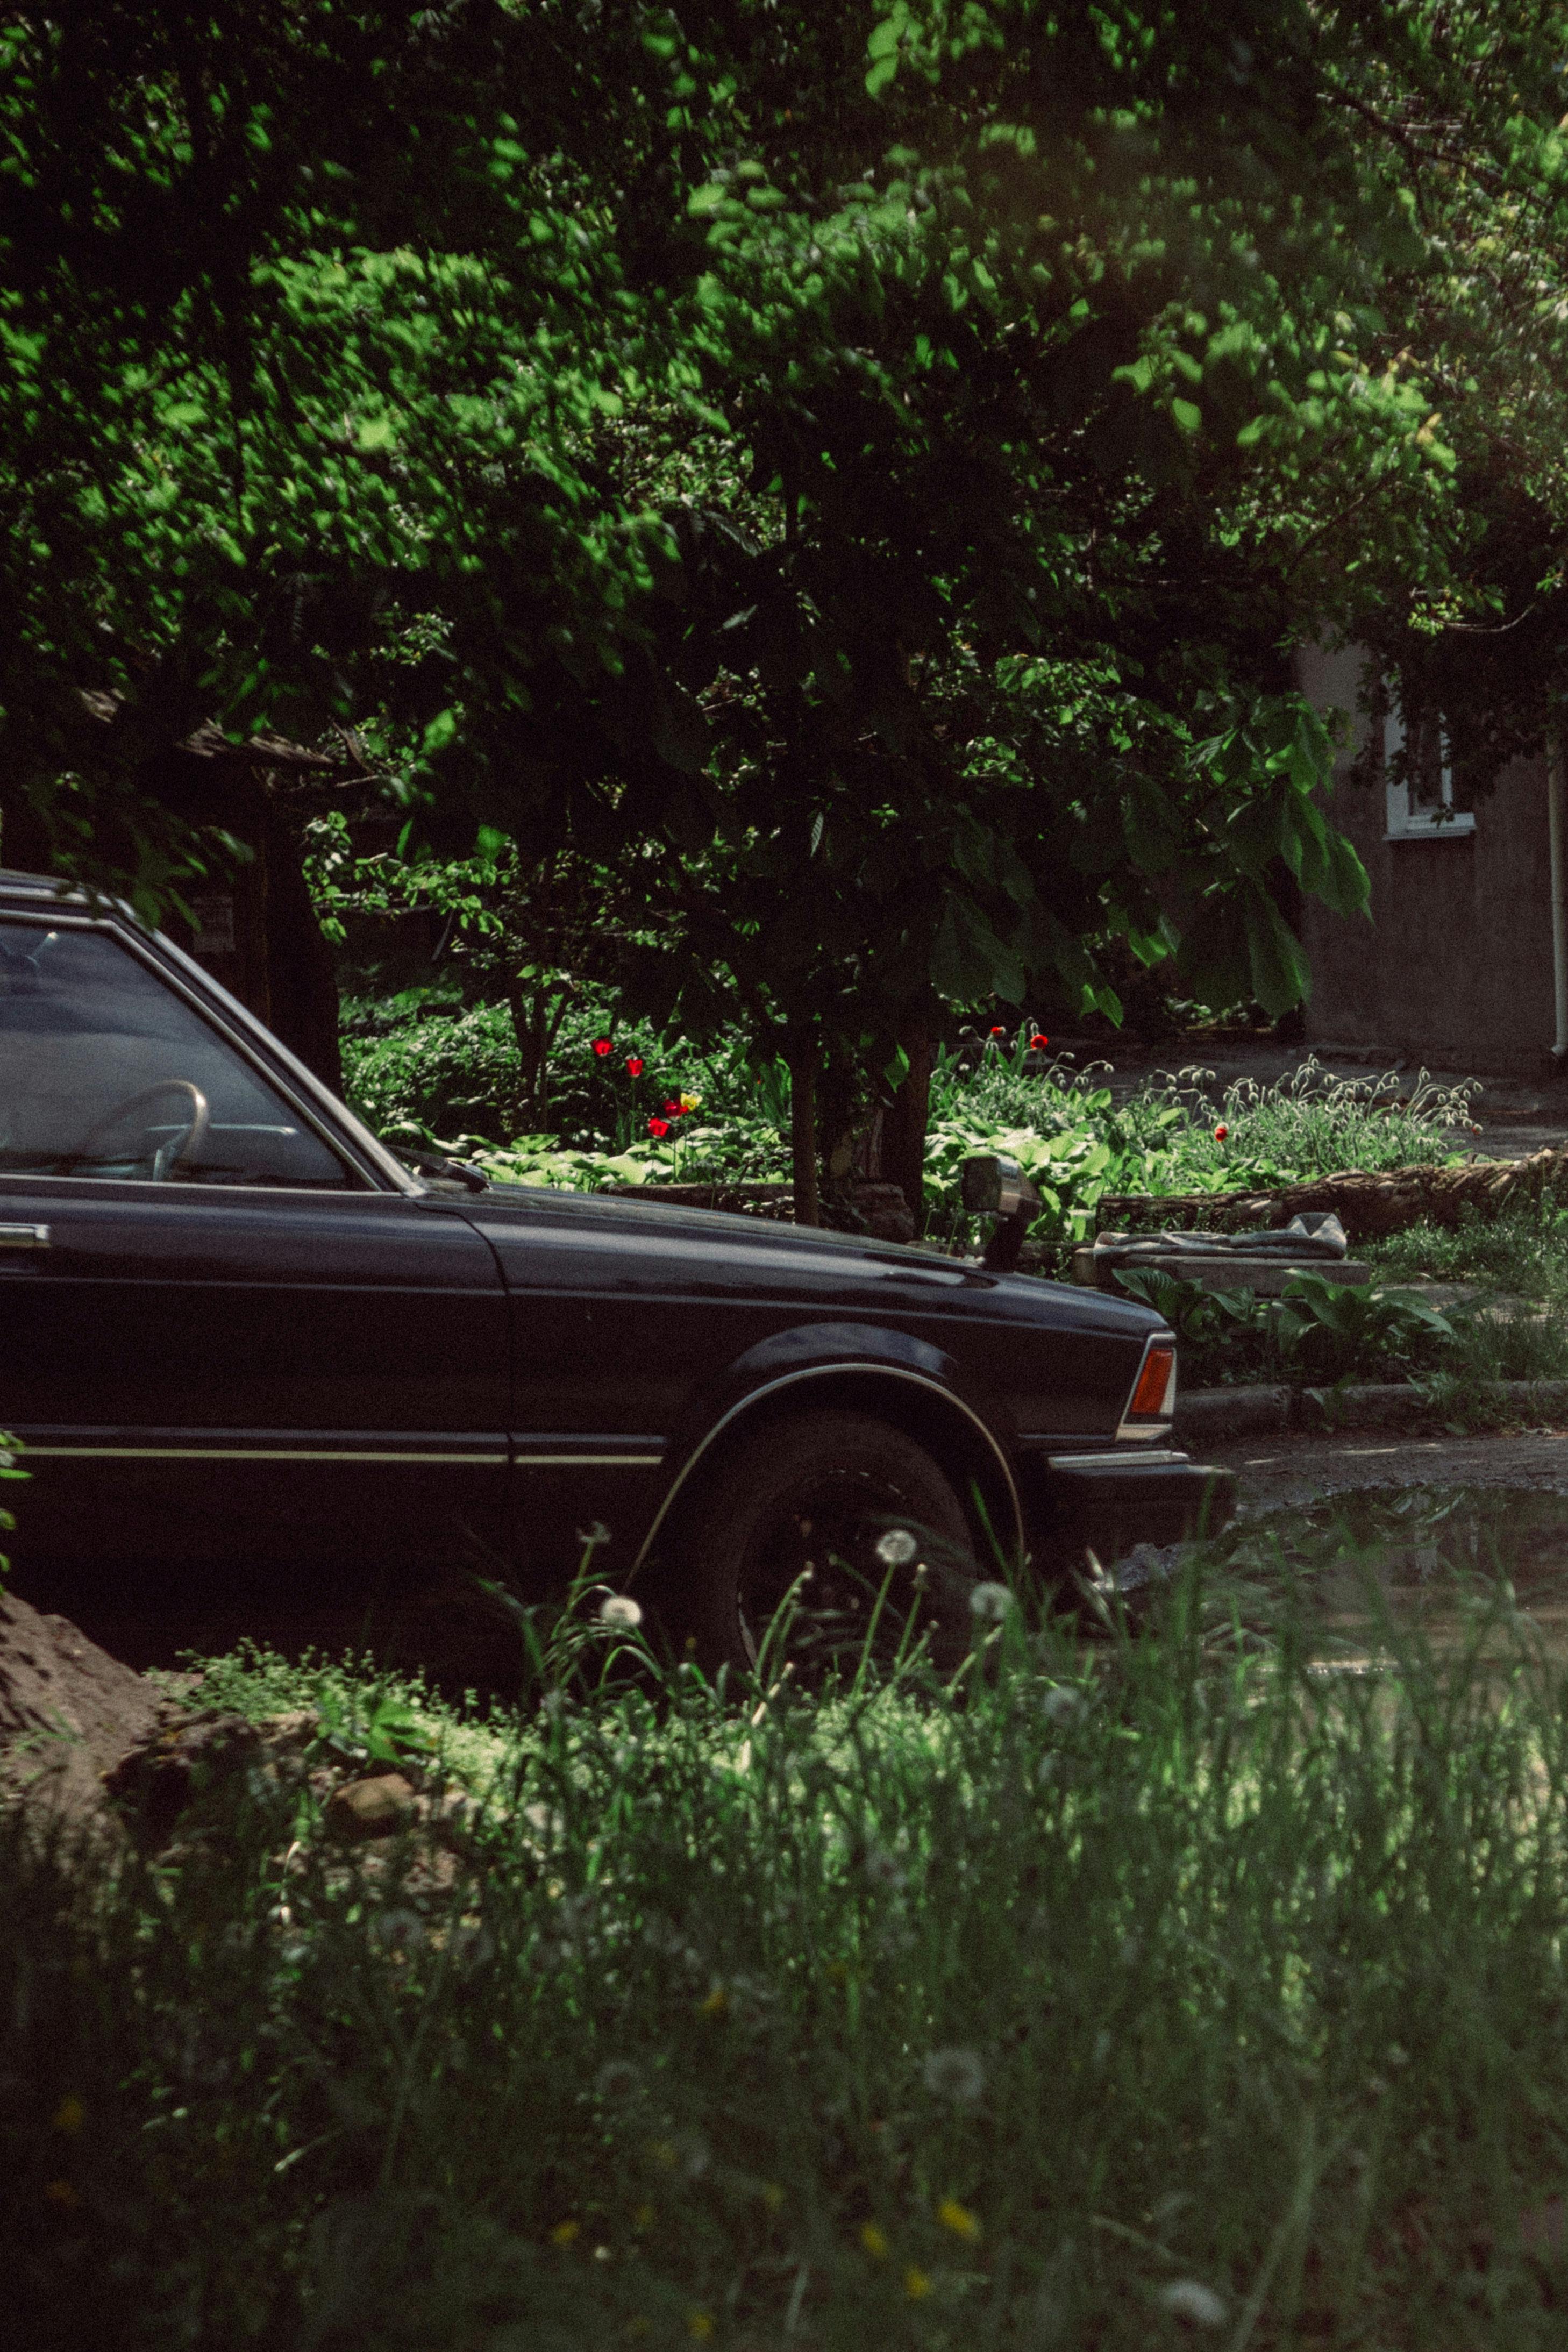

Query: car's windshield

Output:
[0, 917, 355, 1187]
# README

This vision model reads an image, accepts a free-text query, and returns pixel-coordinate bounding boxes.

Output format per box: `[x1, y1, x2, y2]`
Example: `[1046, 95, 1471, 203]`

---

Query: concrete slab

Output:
[1074, 1246, 1371, 1295]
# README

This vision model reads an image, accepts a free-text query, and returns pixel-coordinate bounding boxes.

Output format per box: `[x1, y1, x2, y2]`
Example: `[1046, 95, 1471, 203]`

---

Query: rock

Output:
[428, 1785, 483, 1854]
[102, 1710, 266, 1847]
[100, 1706, 323, 1849]
[325, 1772, 419, 1841]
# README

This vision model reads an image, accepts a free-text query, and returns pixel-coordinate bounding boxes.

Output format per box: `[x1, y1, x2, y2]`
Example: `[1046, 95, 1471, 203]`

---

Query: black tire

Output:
[667, 1409, 980, 1679]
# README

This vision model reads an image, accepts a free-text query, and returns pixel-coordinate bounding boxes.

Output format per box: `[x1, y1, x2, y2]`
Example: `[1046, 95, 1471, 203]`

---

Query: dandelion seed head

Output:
[594, 2058, 640, 2101]
[1156, 2278, 1227, 2328]
[369, 1907, 424, 1953]
[863, 1844, 907, 1891]
[923, 2045, 986, 2104]
[1042, 1683, 1086, 1726]
[450, 1921, 495, 1971]
[968, 1581, 1014, 1623]
[876, 1527, 919, 1567]
[598, 1593, 643, 1629]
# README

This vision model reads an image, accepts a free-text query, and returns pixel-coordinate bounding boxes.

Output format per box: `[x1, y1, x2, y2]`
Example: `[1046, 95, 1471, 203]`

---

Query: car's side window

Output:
[0, 920, 357, 1189]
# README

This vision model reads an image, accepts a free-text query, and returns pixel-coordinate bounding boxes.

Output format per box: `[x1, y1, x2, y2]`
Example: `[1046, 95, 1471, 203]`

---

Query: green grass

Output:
[1370, 1199, 1568, 1299]
[933, 1047, 1478, 1197]
[344, 997, 1479, 1249]
[10, 1570, 1568, 2348]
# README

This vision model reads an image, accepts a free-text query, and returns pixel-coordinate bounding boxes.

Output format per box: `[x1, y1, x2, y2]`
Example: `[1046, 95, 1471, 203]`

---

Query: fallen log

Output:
[1097, 1144, 1568, 1245]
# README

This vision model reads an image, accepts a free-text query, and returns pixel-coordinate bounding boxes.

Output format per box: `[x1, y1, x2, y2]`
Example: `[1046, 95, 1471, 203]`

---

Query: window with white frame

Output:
[1383, 691, 1475, 839]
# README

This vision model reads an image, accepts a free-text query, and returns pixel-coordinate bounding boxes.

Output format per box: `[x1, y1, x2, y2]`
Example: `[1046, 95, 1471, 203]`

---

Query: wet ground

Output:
[1206, 1428, 1568, 1667]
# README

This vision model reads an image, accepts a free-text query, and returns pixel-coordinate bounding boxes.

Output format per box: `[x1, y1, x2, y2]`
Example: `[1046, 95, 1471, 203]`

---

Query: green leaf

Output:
[1242, 889, 1312, 1018]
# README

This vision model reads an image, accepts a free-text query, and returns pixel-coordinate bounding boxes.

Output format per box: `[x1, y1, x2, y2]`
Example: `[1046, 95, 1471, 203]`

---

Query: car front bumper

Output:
[1021, 1446, 1236, 1574]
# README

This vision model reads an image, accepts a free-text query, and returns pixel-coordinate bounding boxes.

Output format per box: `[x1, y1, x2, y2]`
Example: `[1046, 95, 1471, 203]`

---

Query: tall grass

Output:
[933, 1043, 1477, 1192]
[6, 1563, 1568, 2348]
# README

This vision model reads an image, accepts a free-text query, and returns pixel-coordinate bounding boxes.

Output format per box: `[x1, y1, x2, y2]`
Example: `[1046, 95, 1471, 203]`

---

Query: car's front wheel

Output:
[667, 1409, 981, 1679]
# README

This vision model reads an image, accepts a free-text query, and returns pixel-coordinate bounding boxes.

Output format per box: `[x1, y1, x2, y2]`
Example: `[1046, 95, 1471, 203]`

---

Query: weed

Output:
[9, 1559, 1568, 2347]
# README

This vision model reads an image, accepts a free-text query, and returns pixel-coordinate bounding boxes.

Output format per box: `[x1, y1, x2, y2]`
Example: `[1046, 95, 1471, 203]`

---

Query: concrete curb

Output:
[1173, 1379, 1568, 1445]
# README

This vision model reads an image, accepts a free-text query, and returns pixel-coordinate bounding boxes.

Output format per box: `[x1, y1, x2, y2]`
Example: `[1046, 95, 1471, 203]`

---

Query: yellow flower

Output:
[904, 2265, 932, 2301]
[700, 1982, 729, 2018]
[550, 2219, 580, 2248]
[44, 2179, 78, 2210]
[860, 2221, 889, 2260]
[51, 2096, 84, 2136]
[679, 1094, 701, 1114]
[936, 2197, 980, 2242]
[688, 2313, 715, 2339]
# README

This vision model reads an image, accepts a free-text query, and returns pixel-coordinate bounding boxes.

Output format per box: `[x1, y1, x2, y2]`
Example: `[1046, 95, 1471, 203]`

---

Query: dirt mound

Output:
[0, 1589, 172, 1831]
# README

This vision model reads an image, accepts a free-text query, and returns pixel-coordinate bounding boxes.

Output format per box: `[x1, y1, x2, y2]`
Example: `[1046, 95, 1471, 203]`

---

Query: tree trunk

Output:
[880, 1011, 934, 1234]
[788, 1046, 819, 1227]
[1099, 1145, 1568, 1244]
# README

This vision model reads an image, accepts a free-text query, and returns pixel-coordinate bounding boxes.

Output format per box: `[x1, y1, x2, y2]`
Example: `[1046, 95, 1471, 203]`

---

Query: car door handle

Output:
[0, 1223, 49, 1249]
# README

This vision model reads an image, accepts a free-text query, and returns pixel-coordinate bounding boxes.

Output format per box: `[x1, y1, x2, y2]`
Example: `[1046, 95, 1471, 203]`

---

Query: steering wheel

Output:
[73, 1079, 211, 1180]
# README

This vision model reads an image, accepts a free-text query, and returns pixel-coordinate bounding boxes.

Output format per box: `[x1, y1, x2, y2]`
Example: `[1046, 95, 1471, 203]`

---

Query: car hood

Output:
[459, 1179, 1162, 1337]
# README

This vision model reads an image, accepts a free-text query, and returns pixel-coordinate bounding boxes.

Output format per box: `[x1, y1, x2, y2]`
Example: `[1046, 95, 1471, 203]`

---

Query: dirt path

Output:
[1209, 1426, 1568, 1514]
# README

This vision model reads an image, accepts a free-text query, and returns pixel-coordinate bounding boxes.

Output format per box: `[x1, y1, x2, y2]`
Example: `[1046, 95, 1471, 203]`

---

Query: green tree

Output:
[2, 1, 1555, 1212]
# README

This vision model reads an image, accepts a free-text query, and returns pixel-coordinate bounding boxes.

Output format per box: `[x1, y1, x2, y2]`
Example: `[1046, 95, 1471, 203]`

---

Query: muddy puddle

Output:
[1207, 1486, 1568, 1672]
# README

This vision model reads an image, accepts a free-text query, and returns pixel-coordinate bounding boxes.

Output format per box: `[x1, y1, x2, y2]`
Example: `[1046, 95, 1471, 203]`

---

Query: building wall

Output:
[1296, 643, 1556, 1077]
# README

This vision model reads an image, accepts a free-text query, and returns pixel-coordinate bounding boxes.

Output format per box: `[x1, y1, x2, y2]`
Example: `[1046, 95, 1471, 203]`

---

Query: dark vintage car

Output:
[0, 868, 1231, 1668]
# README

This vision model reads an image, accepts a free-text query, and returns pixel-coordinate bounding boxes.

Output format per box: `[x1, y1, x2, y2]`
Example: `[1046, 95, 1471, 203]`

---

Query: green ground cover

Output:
[346, 1010, 1478, 1257]
[8, 1569, 1568, 2349]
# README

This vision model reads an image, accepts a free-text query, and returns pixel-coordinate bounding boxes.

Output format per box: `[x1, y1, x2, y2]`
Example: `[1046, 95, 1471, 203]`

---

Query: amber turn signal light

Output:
[1128, 1344, 1175, 1419]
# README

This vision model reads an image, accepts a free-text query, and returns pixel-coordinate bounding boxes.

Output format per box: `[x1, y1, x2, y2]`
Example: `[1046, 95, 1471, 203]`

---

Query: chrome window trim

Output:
[629, 1362, 1023, 1576]
[0, 901, 410, 1194]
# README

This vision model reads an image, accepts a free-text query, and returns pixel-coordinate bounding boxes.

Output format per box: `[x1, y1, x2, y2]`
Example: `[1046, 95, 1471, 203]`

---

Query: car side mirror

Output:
[961, 1153, 1040, 1273]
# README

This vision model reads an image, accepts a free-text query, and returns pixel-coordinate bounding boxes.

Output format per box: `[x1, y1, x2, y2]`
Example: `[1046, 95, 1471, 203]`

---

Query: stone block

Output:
[1073, 1245, 1371, 1296]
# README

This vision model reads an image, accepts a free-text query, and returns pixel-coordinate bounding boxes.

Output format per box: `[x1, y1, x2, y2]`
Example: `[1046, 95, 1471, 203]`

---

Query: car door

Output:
[0, 910, 510, 1611]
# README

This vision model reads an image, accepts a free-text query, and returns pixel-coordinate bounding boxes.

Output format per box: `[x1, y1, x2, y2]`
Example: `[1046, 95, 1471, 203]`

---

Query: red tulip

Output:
[663, 1099, 681, 1115]
[593, 1037, 612, 1058]
[1030, 1033, 1049, 1049]
[625, 1057, 644, 1076]
[989, 1025, 1006, 1037]
[647, 1115, 671, 1137]
[1214, 1123, 1228, 1141]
